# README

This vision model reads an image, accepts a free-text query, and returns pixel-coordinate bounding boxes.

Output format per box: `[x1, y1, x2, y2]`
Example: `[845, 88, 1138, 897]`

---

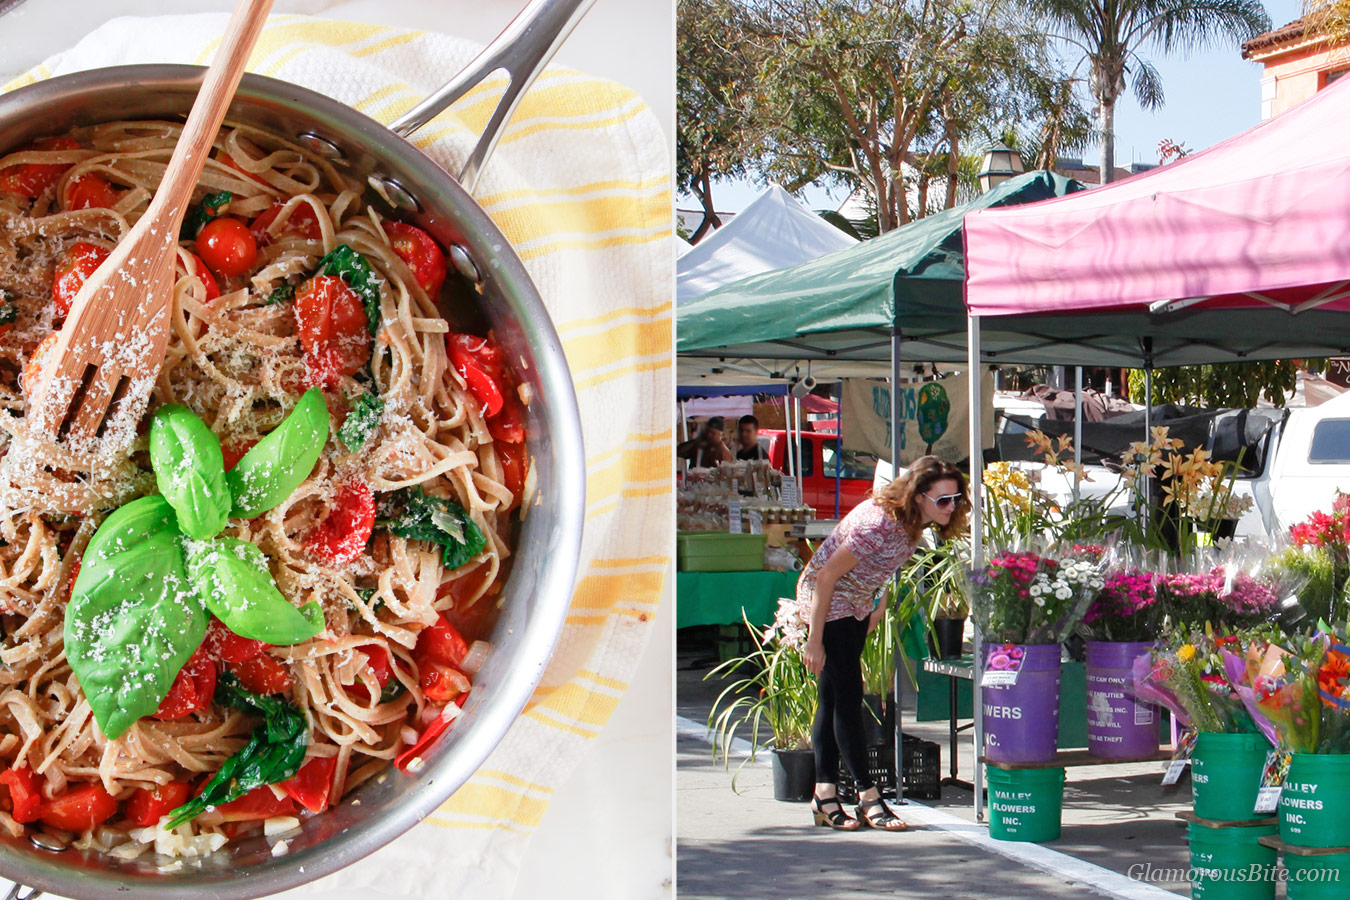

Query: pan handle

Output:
[5, 883, 42, 900]
[388, 0, 596, 195]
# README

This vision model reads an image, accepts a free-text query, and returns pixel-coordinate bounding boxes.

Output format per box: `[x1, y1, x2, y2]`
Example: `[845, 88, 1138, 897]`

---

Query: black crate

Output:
[837, 735, 942, 803]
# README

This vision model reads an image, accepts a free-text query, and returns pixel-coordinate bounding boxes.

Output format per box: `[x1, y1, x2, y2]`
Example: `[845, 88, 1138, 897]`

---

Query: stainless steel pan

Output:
[0, 2, 592, 896]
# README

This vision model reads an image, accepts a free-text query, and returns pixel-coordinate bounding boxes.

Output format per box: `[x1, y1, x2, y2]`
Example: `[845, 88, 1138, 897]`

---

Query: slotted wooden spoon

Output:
[27, 0, 273, 445]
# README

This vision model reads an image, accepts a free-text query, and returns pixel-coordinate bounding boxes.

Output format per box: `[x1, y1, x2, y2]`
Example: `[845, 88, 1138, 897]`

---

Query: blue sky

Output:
[682, 0, 1303, 214]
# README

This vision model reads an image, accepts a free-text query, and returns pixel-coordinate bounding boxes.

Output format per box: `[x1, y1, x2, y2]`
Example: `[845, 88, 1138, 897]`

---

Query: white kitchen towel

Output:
[4, 14, 672, 899]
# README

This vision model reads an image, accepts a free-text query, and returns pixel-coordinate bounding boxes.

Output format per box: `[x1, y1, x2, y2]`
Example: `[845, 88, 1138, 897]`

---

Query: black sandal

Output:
[810, 795, 860, 831]
[855, 797, 908, 831]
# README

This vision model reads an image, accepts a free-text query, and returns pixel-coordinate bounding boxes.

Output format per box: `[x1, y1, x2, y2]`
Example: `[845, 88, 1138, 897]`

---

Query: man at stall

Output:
[735, 414, 768, 461]
[677, 416, 731, 468]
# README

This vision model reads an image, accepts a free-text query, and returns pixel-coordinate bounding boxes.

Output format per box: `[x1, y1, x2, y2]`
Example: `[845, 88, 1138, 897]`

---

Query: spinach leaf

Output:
[314, 244, 381, 334]
[266, 283, 294, 305]
[338, 392, 384, 451]
[149, 405, 231, 540]
[379, 678, 407, 703]
[226, 388, 329, 518]
[377, 486, 486, 571]
[165, 673, 308, 828]
[184, 536, 323, 644]
[181, 190, 232, 240]
[65, 496, 206, 740]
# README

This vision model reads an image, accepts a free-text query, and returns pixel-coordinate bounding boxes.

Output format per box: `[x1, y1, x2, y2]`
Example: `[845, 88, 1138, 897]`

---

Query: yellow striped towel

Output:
[4, 13, 672, 899]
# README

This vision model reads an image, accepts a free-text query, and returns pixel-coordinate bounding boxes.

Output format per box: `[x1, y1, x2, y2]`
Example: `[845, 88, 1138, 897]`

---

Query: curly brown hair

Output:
[872, 455, 970, 542]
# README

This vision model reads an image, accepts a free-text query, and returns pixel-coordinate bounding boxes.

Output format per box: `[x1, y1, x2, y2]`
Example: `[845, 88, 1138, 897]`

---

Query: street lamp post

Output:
[978, 142, 1025, 192]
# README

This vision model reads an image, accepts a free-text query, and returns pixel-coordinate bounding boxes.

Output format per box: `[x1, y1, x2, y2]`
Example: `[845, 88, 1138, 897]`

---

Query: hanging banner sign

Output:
[840, 371, 994, 466]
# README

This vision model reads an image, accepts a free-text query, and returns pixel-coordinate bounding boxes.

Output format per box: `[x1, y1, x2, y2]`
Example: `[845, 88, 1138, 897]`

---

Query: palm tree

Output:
[1030, 0, 1270, 183]
[1303, 0, 1350, 45]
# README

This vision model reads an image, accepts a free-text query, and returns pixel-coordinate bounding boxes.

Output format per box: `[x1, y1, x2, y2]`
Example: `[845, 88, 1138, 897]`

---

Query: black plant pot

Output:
[772, 748, 816, 802]
[931, 617, 967, 660]
[862, 693, 896, 747]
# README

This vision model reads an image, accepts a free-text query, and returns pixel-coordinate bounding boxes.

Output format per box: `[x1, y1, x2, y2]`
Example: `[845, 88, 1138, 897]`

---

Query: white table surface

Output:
[0, 2, 674, 898]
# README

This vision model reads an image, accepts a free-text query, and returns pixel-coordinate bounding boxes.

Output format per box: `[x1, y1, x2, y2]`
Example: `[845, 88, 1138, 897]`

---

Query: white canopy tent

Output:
[676, 185, 858, 304]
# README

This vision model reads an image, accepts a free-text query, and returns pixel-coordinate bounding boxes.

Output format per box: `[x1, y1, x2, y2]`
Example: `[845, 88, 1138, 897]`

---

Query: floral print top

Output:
[796, 500, 918, 623]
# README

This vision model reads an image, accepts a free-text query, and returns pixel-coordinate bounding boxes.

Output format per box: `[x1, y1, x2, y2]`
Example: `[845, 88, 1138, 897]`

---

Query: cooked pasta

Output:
[0, 120, 526, 854]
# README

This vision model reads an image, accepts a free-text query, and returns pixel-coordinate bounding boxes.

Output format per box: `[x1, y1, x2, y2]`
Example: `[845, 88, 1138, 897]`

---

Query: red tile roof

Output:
[1242, 19, 1308, 58]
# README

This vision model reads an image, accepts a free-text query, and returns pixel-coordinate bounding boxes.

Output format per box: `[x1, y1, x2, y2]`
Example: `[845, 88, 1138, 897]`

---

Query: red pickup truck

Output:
[759, 429, 877, 520]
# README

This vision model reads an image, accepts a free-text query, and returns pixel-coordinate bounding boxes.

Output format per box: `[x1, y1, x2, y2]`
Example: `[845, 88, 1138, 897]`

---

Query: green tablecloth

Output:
[676, 569, 801, 629]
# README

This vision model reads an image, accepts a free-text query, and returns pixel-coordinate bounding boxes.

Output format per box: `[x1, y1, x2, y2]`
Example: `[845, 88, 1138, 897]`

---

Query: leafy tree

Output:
[1027, 0, 1269, 184]
[1127, 361, 1323, 409]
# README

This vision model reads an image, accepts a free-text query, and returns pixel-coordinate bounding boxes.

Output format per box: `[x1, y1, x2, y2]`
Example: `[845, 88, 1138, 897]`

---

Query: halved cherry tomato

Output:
[0, 137, 78, 198]
[220, 153, 269, 186]
[295, 275, 370, 380]
[204, 617, 268, 665]
[229, 653, 292, 695]
[0, 767, 42, 824]
[347, 643, 394, 702]
[415, 615, 470, 669]
[38, 784, 118, 833]
[53, 242, 110, 318]
[446, 334, 505, 418]
[196, 216, 257, 279]
[213, 784, 296, 822]
[65, 174, 121, 210]
[420, 660, 470, 703]
[394, 712, 452, 773]
[497, 442, 526, 504]
[488, 393, 526, 444]
[125, 781, 191, 827]
[154, 642, 217, 720]
[21, 333, 59, 396]
[305, 480, 375, 566]
[178, 251, 221, 302]
[250, 201, 321, 245]
[384, 222, 447, 296]
[220, 438, 258, 472]
[278, 756, 337, 814]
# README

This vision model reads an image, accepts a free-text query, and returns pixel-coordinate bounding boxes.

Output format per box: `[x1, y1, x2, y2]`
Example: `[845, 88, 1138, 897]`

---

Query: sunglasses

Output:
[923, 492, 963, 510]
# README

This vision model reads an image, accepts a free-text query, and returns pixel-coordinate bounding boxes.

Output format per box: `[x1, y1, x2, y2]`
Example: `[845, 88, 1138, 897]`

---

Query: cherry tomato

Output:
[213, 784, 296, 822]
[295, 275, 370, 378]
[21, 333, 59, 396]
[347, 643, 394, 702]
[220, 438, 258, 472]
[305, 480, 375, 566]
[65, 174, 120, 210]
[125, 781, 191, 827]
[0, 767, 42, 824]
[229, 653, 292, 695]
[394, 713, 452, 773]
[250, 201, 321, 245]
[38, 784, 118, 833]
[220, 153, 269, 186]
[278, 756, 337, 814]
[415, 615, 470, 669]
[497, 442, 526, 505]
[204, 617, 268, 665]
[53, 242, 110, 318]
[0, 137, 78, 198]
[154, 642, 217, 720]
[179, 251, 221, 302]
[64, 558, 81, 602]
[420, 660, 470, 703]
[196, 217, 257, 279]
[384, 222, 447, 296]
[487, 393, 526, 444]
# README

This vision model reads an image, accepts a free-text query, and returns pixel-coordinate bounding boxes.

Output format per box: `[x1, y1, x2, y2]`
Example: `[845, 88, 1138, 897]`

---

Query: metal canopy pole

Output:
[968, 315, 985, 822]
[834, 386, 843, 520]
[1073, 367, 1084, 504]
[1142, 337, 1155, 512]
[891, 328, 906, 804]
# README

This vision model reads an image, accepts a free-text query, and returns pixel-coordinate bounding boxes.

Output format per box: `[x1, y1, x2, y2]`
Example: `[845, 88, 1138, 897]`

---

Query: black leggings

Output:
[812, 615, 873, 790]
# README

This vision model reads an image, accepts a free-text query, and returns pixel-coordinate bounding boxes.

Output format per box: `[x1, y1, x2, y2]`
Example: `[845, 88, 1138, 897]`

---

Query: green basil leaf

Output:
[65, 495, 206, 740]
[338, 392, 384, 451]
[377, 486, 486, 571]
[181, 190, 232, 240]
[165, 673, 308, 828]
[149, 405, 231, 540]
[379, 678, 407, 703]
[313, 243, 381, 334]
[184, 536, 323, 645]
[226, 388, 329, 518]
[266, 283, 294, 305]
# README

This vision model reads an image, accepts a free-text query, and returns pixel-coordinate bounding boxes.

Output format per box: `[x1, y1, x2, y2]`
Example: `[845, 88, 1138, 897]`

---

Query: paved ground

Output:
[675, 637, 1226, 900]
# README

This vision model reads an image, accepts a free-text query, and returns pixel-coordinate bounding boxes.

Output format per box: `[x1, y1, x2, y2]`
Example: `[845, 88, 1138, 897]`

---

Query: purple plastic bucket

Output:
[1085, 640, 1160, 760]
[983, 643, 1062, 764]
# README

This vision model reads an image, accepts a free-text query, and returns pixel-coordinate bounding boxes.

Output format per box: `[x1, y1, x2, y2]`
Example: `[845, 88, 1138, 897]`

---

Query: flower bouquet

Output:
[1132, 627, 1258, 733]
[969, 545, 1106, 646]
[1155, 558, 1285, 632]
[1225, 629, 1350, 754]
[1081, 567, 1160, 642]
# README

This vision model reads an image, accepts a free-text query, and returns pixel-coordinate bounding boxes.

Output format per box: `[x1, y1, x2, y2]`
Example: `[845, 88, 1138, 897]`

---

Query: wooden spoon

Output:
[27, 0, 273, 447]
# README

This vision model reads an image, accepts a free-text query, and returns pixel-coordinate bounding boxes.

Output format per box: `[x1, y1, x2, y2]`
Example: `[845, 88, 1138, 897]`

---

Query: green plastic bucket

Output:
[1192, 732, 1269, 822]
[1279, 753, 1350, 848]
[1187, 822, 1277, 900]
[986, 767, 1064, 842]
[1285, 851, 1350, 900]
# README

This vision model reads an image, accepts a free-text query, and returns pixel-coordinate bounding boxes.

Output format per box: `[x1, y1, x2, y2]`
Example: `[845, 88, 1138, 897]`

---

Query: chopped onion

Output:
[264, 816, 300, 837]
[401, 726, 420, 746]
[272, 839, 290, 857]
[461, 641, 489, 676]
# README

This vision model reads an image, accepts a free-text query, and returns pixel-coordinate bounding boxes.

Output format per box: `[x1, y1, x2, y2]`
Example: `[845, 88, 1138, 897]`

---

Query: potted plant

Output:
[707, 603, 817, 801]
[1079, 562, 1164, 758]
[913, 541, 970, 660]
